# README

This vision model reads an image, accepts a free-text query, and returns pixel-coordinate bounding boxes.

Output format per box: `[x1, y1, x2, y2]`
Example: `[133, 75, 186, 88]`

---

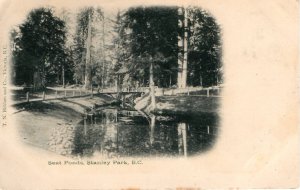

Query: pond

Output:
[71, 107, 219, 158]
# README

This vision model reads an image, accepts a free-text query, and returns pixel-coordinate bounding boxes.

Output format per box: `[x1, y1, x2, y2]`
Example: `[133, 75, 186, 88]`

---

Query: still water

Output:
[71, 107, 219, 158]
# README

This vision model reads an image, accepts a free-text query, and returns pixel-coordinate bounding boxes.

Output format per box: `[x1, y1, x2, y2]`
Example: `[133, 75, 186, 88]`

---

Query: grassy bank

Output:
[135, 94, 220, 116]
[154, 96, 220, 115]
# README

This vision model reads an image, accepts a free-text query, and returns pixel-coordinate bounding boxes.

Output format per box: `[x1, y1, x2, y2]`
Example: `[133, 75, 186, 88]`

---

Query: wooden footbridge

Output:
[11, 85, 222, 105]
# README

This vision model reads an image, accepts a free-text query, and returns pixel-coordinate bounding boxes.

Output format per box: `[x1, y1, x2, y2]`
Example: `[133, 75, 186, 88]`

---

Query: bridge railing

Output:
[97, 86, 149, 93]
[11, 84, 222, 105]
[113, 85, 222, 97]
[11, 87, 98, 104]
[156, 86, 222, 97]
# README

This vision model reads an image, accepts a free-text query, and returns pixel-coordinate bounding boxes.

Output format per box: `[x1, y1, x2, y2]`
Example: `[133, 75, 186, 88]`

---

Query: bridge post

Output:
[42, 91, 45, 100]
[26, 92, 29, 102]
[187, 87, 190, 96]
[207, 88, 210, 97]
[83, 114, 87, 136]
[122, 93, 125, 107]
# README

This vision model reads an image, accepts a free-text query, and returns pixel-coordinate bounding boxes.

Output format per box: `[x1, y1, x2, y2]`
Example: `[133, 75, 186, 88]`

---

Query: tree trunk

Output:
[116, 75, 121, 100]
[177, 7, 188, 88]
[41, 64, 46, 88]
[177, 7, 183, 88]
[101, 14, 106, 89]
[84, 12, 92, 89]
[33, 71, 42, 90]
[181, 8, 188, 88]
[200, 75, 203, 87]
[57, 73, 60, 85]
[149, 62, 156, 110]
[62, 64, 65, 88]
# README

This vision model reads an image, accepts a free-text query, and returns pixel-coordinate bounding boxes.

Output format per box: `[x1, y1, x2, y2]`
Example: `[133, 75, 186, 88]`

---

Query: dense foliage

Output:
[12, 8, 67, 87]
[11, 6, 222, 89]
[114, 6, 222, 88]
[187, 7, 222, 86]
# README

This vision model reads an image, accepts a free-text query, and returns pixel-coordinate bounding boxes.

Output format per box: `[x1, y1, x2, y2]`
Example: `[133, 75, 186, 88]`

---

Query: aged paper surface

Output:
[0, 0, 299, 189]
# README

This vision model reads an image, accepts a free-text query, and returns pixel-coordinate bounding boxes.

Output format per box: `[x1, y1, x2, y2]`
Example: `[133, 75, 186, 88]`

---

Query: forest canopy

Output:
[10, 6, 222, 89]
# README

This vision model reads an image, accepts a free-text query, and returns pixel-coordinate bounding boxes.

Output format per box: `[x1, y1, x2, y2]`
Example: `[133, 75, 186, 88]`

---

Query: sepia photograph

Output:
[10, 5, 222, 158]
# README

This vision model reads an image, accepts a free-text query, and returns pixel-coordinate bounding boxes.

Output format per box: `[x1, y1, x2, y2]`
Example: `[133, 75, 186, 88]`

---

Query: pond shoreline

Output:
[13, 93, 220, 126]
[13, 93, 220, 157]
[134, 94, 220, 116]
[13, 94, 116, 155]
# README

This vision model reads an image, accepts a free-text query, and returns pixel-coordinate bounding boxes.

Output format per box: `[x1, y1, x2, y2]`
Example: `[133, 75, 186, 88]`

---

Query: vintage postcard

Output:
[0, 0, 299, 189]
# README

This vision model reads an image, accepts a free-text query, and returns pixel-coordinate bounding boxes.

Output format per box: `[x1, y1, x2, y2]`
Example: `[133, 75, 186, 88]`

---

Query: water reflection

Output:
[72, 107, 218, 158]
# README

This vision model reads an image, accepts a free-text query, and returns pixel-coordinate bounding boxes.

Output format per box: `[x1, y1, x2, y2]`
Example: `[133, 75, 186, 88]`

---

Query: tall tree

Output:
[116, 7, 178, 109]
[177, 7, 188, 88]
[112, 10, 130, 96]
[73, 7, 104, 89]
[84, 11, 92, 89]
[12, 8, 67, 88]
[55, 8, 75, 88]
[187, 7, 222, 87]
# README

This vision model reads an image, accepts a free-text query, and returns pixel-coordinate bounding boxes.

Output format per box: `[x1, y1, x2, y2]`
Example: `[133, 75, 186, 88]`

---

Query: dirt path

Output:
[13, 94, 115, 156]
